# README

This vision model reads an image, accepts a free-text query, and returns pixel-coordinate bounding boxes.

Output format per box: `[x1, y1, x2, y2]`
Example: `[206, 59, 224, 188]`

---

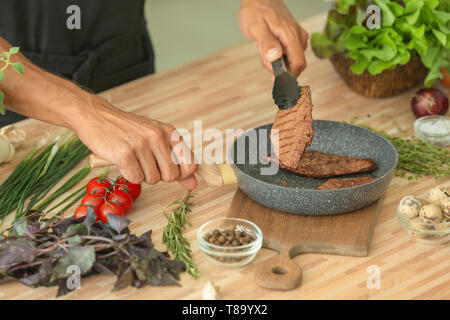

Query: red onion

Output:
[411, 88, 448, 118]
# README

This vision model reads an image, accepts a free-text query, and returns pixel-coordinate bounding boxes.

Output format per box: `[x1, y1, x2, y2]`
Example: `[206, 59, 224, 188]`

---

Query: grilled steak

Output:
[270, 86, 313, 170]
[278, 150, 377, 178]
[316, 177, 375, 190]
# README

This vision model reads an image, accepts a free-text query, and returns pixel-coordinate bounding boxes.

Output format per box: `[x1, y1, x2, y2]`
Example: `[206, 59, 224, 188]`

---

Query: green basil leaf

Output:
[349, 52, 370, 74]
[432, 28, 447, 46]
[421, 45, 440, 68]
[387, 1, 405, 17]
[337, 0, 356, 14]
[423, 0, 439, 10]
[374, 0, 396, 26]
[367, 59, 395, 75]
[408, 37, 429, 57]
[311, 33, 337, 59]
[8, 47, 19, 54]
[434, 9, 450, 24]
[0, 70, 4, 82]
[12, 62, 24, 75]
[405, 0, 424, 14]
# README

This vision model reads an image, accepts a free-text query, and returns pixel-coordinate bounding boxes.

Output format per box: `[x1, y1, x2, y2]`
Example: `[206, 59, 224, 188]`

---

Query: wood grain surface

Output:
[0, 12, 449, 300]
[227, 189, 380, 291]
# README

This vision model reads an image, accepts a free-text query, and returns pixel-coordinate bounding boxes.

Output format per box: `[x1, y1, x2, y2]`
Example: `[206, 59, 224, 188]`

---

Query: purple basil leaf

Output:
[51, 246, 95, 281]
[166, 259, 186, 272]
[62, 224, 88, 238]
[19, 263, 51, 287]
[56, 278, 74, 297]
[113, 266, 134, 291]
[112, 234, 127, 241]
[107, 214, 130, 234]
[0, 239, 36, 270]
[26, 225, 39, 234]
[53, 217, 78, 236]
[10, 218, 27, 236]
[82, 207, 97, 229]
[93, 261, 115, 275]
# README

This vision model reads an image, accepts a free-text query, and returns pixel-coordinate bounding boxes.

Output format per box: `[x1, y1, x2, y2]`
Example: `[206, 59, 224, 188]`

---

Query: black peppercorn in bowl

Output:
[197, 218, 263, 269]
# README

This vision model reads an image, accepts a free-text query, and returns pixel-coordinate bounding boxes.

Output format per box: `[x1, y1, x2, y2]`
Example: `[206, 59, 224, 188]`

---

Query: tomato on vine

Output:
[81, 194, 105, 212]
[98, 202, 125, 224]
[106, 190, 133, 213]
[87, 177, 111, 196]
[75, 205, 96, 219]
[113, 177, 141, 200]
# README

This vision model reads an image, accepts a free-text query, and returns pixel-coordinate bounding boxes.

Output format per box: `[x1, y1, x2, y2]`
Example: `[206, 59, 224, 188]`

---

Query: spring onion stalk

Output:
[47, 185, 86, 213]
[0, 133, 91, 226]
[34, 165, 91, 211]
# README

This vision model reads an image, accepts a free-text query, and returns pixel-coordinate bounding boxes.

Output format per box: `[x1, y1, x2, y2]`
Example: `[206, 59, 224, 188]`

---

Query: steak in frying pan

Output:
[315, 177, 375, 190]
[270, 86, 313, 171]
[279, 150, 377, 179]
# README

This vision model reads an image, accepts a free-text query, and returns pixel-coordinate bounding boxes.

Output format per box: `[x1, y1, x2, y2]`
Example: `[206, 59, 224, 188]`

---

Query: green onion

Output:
[0, 133, 91, 226]
[34, 165, 91, 211]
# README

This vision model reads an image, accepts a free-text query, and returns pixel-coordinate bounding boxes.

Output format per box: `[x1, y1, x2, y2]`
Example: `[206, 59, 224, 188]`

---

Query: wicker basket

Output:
[329, 53, 429, 98]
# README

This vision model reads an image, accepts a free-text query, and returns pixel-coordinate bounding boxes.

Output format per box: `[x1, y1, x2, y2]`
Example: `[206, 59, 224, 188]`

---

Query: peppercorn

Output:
[204, 226, 255, 248]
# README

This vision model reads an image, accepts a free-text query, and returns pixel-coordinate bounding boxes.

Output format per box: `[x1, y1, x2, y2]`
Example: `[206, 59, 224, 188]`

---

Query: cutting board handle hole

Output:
[272, 266, 288, 275]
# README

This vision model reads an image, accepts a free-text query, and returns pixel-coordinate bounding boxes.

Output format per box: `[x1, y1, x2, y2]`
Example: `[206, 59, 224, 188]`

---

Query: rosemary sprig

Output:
[348, 119, 450, 180]
[162, 191, 199, 278]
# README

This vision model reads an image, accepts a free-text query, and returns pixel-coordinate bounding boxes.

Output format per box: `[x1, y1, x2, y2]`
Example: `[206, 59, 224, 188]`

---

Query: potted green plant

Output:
[311, 0, 450, 98]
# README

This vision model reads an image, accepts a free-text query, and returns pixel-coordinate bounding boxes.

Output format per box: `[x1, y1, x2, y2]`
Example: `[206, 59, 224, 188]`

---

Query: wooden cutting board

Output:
[226, 189, 381, 291]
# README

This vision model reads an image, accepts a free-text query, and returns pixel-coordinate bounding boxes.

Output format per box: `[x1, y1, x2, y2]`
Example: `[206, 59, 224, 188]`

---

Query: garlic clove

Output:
[0, 125, 26, 149]
[201, 281, 220, 300]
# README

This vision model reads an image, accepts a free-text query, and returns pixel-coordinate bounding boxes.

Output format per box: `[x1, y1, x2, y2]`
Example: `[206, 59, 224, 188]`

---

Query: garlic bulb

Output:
[0, 125, 26, 149]
[0, 135, 15, 164]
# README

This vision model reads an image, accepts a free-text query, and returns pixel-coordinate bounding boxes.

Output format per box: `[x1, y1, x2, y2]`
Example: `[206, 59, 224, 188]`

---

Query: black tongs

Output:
[271, 56, 300, 110]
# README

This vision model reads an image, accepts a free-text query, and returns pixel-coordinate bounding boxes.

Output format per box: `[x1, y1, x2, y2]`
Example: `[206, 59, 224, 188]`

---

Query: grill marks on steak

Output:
[316, 177, 375, 190]
[279, 150, 377, 178]
[270, 86, 313, 170]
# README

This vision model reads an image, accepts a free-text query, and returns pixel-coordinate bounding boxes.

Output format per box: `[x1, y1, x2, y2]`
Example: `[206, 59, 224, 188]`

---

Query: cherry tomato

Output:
[441, 68, 450, 88]
[114, 177, 141, 200]
[106, 190, 133, 213]
[98, 202, 125, 224]
[74, 205, 97, 219]
[86, 177, 111, 196]
[81, 194, 105, 211]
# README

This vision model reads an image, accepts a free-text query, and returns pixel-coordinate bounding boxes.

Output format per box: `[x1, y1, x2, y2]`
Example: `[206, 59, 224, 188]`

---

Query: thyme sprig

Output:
[348, 118, 450, 180]
[162, 191, 199, 278]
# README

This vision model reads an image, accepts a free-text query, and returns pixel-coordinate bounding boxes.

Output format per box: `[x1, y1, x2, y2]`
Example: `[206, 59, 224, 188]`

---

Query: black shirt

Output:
[0, 0, 155, 125]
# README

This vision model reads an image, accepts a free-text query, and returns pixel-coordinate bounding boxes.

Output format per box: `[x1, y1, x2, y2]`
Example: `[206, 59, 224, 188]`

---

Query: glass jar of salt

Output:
[414, 115, 450, 147]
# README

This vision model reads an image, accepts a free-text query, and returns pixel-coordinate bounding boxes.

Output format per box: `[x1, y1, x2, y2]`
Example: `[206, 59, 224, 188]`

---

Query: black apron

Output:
[0, 0, 155, 126]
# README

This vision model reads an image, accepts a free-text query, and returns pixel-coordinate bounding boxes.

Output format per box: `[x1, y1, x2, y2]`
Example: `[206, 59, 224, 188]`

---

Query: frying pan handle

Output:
[89, 154, 237, 187]
[254, 245, 302, 291]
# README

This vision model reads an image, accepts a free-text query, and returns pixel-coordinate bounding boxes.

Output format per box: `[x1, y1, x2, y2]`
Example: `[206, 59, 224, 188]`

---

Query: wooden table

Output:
[0, 12, 449, 300]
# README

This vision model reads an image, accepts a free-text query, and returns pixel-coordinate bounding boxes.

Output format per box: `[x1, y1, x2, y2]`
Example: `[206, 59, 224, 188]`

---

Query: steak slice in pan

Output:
[316, 177, 375, 190]
[270, 86, 313, 171]
[278, 150, 377, 178]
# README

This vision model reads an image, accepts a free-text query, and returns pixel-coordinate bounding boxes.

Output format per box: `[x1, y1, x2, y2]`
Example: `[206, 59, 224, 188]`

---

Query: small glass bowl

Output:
[197, 218, 263, 269]
[397, 200, 450, 245]
[414, 115, 450, 147]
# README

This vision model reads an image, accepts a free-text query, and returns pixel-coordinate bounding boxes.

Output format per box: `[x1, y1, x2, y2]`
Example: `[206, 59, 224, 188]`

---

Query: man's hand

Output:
[238, 0, 309, 77]
[73, 96, 198, 189]
[0, 36, 198, 190]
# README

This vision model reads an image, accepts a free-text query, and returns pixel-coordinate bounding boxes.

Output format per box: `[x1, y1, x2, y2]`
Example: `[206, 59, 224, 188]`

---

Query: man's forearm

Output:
[0, 36, 96, 131]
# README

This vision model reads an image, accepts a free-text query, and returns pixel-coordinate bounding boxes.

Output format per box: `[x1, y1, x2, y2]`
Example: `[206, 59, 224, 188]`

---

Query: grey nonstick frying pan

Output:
[90, 120, 398, 215]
